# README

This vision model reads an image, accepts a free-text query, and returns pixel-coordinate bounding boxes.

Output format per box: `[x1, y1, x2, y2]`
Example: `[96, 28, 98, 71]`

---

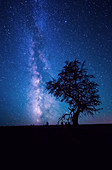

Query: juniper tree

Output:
[46, 60, 102, 125]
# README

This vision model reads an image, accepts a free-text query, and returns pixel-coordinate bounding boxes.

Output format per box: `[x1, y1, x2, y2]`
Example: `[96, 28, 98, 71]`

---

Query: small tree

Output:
[46, 60, 102, 126]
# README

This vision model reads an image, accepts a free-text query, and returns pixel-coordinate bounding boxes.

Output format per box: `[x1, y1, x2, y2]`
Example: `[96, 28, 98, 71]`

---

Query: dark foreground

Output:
[0, 124, 112, 169]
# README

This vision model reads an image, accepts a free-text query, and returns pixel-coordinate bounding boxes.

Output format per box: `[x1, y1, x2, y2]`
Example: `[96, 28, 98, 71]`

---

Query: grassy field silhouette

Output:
[0, 124, 112, 169]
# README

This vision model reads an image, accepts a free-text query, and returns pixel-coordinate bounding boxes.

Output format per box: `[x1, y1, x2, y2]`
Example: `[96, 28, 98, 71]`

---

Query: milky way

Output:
[27, 0, 63, 125]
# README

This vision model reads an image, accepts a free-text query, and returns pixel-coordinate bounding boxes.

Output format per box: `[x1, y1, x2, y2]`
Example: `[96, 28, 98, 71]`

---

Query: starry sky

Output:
[0, 0, 112, 125]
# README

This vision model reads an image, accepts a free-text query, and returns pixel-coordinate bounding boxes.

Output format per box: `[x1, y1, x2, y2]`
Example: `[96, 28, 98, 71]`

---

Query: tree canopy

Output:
[46, 60, 102, 125]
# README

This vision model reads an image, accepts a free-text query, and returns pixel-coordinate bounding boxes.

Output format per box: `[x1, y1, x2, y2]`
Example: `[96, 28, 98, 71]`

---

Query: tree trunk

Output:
[72, 113, 79, 126]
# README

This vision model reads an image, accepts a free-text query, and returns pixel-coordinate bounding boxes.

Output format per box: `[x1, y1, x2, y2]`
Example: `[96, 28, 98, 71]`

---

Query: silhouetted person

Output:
[46, 122, 49, 126]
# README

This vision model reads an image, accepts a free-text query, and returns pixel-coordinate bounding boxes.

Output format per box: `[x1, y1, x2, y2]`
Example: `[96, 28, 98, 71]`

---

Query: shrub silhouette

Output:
[46, 60, 102, 125]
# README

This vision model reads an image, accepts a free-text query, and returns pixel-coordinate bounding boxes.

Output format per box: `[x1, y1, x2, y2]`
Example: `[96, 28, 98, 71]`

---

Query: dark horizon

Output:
[1, 122, 112, 127]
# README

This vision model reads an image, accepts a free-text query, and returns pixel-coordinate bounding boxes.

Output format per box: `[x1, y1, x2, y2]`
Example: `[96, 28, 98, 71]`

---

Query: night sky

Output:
[0, 0, 112, 125]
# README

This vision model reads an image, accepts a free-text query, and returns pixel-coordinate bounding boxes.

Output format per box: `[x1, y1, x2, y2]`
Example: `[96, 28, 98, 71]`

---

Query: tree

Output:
[46, 60, 102, 126]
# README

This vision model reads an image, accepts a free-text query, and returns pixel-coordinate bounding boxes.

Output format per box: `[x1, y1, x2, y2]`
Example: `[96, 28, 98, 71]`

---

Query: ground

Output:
[0, 124, 112, 169]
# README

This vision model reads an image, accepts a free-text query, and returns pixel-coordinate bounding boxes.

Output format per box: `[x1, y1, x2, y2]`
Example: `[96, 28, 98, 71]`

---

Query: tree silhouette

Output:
[46, 60, 102, 125]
